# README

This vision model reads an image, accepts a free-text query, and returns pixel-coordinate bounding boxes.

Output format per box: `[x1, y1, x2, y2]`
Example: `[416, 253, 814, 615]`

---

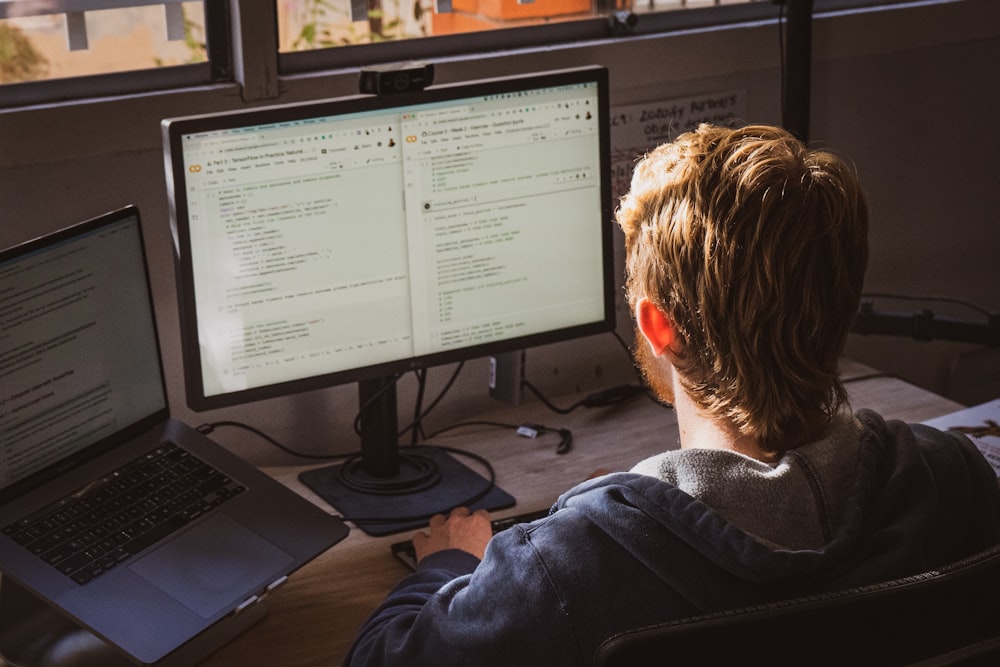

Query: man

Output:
[344, 124, 1000, 666]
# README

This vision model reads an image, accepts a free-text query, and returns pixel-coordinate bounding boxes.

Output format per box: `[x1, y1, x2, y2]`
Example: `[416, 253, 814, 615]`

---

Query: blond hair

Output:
[618, 124, 869, 451]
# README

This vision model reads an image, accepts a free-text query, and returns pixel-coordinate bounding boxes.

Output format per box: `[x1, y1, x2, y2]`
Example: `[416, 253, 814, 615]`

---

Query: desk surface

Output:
[191, 360, 964, 667]
[0, 362, 967, 667]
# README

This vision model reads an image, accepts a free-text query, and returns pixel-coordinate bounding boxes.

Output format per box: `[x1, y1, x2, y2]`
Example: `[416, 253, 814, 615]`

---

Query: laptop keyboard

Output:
[2, 442, 246, 585]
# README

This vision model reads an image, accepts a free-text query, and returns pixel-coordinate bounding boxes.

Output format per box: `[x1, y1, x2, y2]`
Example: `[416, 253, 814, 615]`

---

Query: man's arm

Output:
[343, 511, 578, 667]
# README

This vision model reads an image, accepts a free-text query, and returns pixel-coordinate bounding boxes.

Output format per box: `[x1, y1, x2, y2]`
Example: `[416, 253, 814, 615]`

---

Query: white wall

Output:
[1, 0, 997, 463]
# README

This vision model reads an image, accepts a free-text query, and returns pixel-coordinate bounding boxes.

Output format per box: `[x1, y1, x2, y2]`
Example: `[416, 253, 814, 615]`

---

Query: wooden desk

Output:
[194, 360, 964, 666]
[0, 362, 966, 666]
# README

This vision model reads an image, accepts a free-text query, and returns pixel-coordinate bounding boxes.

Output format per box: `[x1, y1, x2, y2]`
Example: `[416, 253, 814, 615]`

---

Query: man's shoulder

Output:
[556, 471, 675, 506]
[543, 471, 708, 541]
[856, 407, 988, 462]
[855, 407, 1000, 519]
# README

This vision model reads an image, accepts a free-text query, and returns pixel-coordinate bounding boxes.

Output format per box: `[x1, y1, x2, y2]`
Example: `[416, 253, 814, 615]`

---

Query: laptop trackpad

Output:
[129, 514, 294, 619]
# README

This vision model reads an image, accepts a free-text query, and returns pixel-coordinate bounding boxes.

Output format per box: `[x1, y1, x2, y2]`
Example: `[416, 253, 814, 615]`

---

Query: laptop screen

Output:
[0, 206, 167, 496]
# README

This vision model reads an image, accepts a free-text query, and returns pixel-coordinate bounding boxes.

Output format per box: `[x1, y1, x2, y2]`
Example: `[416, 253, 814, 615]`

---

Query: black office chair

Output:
[595, 543, 1000, 667]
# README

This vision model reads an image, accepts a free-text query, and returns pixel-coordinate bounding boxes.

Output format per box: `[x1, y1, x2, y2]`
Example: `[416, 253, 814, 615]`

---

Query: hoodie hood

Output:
[553, 409, 1000, 596]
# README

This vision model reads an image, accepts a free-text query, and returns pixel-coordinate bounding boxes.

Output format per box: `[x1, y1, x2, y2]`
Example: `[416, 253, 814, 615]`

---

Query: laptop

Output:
[0, 205, 350, 666]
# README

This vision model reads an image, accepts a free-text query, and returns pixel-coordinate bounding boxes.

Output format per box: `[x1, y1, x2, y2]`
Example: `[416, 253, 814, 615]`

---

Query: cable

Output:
[609, 327, 665, 402]
[424, 419, 511, 439]
[611, 328, 637, 364]
[398, 361, 466, 442]
[841, 372, 895, 385]
[203, 330, 652, 522]
[425, 420, 573, 455]
[337, 448, 442, 495]
[197, 420, 355, 461]
[199, 419, 503, 524]
[352, 372, 404, 438]
[522, 380, 577, 414]
[523, 380, 650, 415]
[411, 368, 428, 445]
[333, 444, 500, 525]
[860, 292, 994, 318]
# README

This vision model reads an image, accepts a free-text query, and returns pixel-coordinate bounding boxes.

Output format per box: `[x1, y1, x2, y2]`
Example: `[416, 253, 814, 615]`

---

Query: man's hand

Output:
[412, 507, 492, 563]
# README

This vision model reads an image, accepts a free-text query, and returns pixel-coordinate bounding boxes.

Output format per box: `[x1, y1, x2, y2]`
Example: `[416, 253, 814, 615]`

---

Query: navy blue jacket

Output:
[344, 410, 1000, 666]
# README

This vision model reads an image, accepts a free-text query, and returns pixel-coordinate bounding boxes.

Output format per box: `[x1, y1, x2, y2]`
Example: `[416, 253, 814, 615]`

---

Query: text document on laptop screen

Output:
[0, 211, 165, 492]
[172, 72, 609, 402]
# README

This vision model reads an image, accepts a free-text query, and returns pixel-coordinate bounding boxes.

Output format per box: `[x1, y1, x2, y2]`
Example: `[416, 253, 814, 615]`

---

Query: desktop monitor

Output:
[162, 65, 615, 533]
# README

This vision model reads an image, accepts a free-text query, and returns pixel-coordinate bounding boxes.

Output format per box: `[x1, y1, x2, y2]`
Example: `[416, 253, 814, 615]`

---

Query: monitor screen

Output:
[0, 207, 166, 501]
[163, 66, 614, 533]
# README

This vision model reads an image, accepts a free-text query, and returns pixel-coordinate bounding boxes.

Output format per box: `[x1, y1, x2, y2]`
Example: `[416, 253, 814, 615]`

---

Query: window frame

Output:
[0, 0, 939, 110]
[275, 0, 918, 76]
[0, 0, 232, 109]
[277, 3, 781, 75]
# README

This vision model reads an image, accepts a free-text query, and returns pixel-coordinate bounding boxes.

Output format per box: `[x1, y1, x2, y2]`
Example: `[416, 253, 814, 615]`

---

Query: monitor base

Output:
[299, 446, 515, 536]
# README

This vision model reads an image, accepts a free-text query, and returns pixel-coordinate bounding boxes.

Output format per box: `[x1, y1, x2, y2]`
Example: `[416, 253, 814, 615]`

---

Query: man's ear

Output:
[635, 297, 676, 357]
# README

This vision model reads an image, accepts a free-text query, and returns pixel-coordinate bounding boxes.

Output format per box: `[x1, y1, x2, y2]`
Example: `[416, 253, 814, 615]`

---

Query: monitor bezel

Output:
[163, 65, 615, 413]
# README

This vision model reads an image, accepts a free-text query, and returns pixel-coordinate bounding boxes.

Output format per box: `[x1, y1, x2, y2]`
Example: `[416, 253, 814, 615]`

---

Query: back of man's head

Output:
[617, 123, 869, 452]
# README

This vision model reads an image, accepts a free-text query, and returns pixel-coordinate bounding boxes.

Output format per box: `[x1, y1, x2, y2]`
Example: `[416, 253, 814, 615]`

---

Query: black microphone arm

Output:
[851, 301, 1000, 347]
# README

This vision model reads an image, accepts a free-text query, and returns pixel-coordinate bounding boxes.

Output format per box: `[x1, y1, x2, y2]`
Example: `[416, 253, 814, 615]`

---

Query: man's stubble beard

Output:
[632, 324, 675, 406]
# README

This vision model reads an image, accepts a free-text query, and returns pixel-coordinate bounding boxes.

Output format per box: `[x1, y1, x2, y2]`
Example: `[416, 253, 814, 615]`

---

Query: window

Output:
[0, 1, 232, 107]
[276, 0, 762, 52]
[273, 0, 831, 75]
[0, 0, 914, 106]
[1, 2, 206, 81]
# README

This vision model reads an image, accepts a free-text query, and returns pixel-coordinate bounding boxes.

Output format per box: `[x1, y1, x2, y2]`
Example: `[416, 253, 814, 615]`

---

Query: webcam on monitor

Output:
[359, 62, 435, 95]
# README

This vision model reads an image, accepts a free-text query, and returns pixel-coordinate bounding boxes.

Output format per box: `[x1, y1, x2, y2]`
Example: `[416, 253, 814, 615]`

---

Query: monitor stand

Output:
[0, 576, 266, 667]
[299, 375, 515, 537]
